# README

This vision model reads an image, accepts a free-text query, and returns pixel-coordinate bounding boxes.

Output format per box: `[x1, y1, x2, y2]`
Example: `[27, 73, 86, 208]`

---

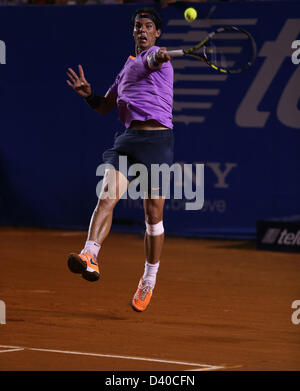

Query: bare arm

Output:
[66, 65, 117, 115]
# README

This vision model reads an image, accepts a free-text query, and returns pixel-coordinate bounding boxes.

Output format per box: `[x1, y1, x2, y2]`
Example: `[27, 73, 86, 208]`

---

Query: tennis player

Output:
[66, 8, 173, 312]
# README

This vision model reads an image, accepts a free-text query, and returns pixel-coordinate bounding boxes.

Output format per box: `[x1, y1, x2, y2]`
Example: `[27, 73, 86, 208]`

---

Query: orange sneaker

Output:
[67, 253, 100, 282]
[131, 278, 154, 312]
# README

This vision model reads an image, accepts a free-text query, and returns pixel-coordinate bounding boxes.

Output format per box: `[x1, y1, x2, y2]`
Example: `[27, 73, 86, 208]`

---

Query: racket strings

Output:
[188, 27, 256, 73]
[203, 42, 228, 69]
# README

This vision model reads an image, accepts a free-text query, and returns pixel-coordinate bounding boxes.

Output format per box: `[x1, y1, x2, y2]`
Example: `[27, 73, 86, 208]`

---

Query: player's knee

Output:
[145, 209, 163, 225]
[95, 196, 116, 213]
[144, 202, 164, 224]
[145, 220, 164, 236]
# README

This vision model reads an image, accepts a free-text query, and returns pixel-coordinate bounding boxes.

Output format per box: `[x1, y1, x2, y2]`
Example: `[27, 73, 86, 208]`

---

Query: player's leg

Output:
[132, 196, 165, 312]
[130, 129, 173, 312]
[87, 168, 129, 245]
[143, 196, 165, 264]
[68, 169, 129, 282]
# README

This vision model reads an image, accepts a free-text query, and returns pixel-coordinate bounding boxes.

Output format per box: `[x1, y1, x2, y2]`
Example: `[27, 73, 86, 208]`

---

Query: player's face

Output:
[133, 17, 161, 54]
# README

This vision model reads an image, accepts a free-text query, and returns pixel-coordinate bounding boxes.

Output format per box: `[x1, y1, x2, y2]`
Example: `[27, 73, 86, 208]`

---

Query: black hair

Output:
[131, 7, 163, 32]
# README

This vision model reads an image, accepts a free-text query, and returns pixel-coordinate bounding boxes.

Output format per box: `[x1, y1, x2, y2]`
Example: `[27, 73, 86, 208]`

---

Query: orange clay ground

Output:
[0, 227, 299, 371]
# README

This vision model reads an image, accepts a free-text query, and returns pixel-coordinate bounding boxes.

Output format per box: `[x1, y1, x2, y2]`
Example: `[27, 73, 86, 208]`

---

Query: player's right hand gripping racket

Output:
[167, 26, 257, 74]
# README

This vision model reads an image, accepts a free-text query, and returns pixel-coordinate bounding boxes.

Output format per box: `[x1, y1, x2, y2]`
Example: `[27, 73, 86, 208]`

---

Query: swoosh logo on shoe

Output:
[89, 257, 98, 266]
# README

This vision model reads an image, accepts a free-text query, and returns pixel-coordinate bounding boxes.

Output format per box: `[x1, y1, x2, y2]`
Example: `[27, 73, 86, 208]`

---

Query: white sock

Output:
[81, 240, 101, 260]
[142, 260, 160, 287]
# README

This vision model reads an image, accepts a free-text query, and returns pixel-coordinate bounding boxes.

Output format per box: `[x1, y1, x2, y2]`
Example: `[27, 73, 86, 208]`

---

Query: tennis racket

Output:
[167, 26, 256, 74]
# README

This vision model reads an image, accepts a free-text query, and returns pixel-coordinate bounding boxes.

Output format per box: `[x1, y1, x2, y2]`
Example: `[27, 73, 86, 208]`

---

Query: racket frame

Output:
[167, 26, 257, 74]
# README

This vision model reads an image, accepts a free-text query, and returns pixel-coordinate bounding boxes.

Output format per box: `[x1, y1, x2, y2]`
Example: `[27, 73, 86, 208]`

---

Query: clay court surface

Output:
[0, 227, 299, 371]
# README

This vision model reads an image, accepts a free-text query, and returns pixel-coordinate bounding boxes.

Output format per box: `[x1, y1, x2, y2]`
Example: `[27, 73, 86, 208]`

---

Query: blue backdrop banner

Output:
[0, 2, 299, 238]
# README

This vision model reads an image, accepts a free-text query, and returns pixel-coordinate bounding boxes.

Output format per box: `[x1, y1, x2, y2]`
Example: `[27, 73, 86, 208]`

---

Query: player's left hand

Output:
[66, 64, 92, 98]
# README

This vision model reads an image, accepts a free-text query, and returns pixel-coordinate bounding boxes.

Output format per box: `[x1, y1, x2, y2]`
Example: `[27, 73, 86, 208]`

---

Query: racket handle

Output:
[167, 50, 184, 58]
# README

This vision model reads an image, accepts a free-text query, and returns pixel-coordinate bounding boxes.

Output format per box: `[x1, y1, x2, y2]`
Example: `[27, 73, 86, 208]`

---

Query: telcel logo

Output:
[0, 40, 6, 64]
[262, 228, 300, 246]
[277, 229, 300, 246]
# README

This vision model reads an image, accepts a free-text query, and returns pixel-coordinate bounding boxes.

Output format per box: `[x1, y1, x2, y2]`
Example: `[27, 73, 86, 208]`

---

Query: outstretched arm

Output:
[66, 65, 117, 115]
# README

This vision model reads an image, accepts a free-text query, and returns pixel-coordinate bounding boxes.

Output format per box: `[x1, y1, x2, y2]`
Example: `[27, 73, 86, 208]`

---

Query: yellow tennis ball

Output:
[184, 8, 197, 22]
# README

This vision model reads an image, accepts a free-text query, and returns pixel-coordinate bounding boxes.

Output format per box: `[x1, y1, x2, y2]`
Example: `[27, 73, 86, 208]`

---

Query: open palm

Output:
[66, 64, 91, 98]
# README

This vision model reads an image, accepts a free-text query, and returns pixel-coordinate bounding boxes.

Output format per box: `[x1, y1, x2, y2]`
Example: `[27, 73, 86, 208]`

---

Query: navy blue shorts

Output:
[102, 128, 174, 196]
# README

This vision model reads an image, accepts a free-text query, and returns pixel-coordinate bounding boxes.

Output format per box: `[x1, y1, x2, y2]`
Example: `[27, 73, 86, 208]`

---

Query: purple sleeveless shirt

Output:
[108, 46, 174, 129]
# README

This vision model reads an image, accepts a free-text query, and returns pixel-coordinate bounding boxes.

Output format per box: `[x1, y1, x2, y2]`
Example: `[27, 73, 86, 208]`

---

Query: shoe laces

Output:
[139, 280, 153, 301]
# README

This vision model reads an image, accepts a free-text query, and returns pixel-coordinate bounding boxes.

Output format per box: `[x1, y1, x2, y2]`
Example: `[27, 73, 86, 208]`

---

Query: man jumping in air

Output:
[66, 8, 174, 312]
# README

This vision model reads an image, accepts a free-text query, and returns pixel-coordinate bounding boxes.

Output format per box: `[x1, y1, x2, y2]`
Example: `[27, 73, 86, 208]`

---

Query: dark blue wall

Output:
[0, 2, 300, 238]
